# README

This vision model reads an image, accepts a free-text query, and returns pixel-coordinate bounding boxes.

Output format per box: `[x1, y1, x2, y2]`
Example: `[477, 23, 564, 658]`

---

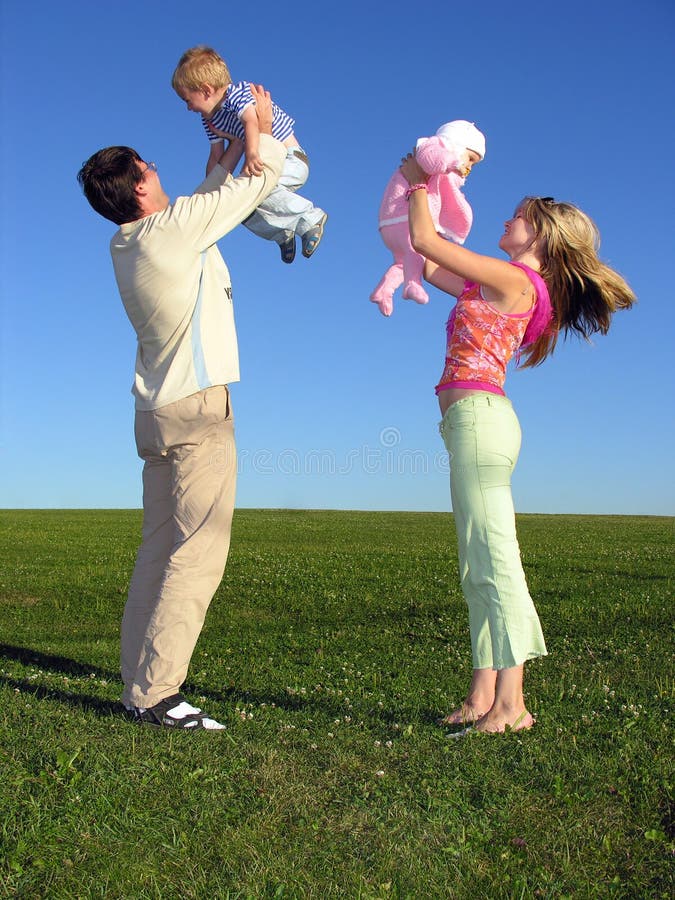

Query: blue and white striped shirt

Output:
[202, 80, 295, 143]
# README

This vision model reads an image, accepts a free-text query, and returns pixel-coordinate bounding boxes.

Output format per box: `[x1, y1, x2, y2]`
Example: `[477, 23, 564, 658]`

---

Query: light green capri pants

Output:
[439, 392, 547, 670]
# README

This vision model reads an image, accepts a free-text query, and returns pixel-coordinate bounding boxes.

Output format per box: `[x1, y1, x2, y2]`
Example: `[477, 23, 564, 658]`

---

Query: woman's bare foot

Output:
[438, 704, 488, 726]
[474, 709, 535, 734]
[439, 671, 497, 727]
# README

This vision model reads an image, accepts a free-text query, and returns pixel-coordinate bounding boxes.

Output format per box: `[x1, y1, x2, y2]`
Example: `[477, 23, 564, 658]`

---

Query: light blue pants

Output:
[439, 392, 547, 670]
[243, 148, 325, 243]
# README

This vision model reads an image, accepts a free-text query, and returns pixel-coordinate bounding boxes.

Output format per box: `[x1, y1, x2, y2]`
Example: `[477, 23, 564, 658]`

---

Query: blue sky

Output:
[1, 0, 673, 514]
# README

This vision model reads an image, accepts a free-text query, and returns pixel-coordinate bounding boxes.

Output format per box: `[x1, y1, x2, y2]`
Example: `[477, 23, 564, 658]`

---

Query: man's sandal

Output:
[132, 693, 225, 730]
[301, 213, 328, 258]
[280, 233, 296, 264]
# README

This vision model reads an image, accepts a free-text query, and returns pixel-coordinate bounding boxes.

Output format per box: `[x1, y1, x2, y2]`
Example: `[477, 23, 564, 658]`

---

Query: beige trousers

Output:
[121, 385, 236, 708]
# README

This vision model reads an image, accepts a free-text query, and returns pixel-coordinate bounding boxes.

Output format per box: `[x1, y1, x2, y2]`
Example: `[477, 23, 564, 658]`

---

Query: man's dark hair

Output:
[77, 147, 145, 225]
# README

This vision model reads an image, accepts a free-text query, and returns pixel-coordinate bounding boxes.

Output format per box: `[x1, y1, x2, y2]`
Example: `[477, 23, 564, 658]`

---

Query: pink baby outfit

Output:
[370, 140, 472, 317]
[436, 262, 554, 395]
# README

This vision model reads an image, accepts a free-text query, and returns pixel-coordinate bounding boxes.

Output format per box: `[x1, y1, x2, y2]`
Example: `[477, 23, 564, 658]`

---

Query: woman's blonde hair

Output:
[172, 46, 231, 94]
[518, 196, 636, 367]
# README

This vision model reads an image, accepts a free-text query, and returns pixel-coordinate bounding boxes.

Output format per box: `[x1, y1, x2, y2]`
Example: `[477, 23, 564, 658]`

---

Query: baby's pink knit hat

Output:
[436, 121, 486, 159]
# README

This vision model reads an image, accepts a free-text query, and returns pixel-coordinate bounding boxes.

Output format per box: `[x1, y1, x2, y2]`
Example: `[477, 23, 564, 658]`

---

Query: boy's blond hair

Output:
[172, 46, 232, 94]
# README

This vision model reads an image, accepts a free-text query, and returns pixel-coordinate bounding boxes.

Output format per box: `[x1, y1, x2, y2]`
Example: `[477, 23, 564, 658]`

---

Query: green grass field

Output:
[0, 509, 672, 898]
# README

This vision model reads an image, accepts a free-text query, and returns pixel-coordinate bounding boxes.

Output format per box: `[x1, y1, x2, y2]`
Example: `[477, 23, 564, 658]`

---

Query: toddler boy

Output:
[173, 46, 327, 263]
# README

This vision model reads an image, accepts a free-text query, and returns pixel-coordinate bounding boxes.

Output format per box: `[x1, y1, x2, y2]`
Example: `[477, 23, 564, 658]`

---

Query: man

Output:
[78, 88, 285, 729]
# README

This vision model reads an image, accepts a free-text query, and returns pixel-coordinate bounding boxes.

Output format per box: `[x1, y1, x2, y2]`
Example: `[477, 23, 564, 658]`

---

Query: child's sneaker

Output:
[301, 213, 327, 259]
[280, 232, 296, 264]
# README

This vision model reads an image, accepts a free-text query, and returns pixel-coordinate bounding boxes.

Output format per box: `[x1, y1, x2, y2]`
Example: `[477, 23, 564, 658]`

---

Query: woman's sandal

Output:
[132, 693, 225, 730]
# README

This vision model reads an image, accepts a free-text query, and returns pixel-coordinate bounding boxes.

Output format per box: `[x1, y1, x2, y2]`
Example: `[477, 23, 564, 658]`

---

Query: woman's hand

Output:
[250, 83, 273, 135]
[400, 152, 428, 186]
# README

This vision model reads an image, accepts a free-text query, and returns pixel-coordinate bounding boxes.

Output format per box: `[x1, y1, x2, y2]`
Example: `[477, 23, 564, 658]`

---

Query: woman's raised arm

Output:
[401, 155, 529, 304]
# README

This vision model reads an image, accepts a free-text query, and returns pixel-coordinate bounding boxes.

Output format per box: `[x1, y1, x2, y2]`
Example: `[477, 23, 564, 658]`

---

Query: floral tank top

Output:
[436, 260, 557, 394]
[435, 263, 553, 396]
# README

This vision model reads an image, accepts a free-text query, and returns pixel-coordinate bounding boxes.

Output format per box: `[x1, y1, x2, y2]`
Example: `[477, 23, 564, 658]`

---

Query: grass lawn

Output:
[0, 509, 672, 898]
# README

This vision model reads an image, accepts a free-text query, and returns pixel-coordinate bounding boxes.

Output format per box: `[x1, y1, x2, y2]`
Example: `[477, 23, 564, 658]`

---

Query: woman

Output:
[401, 155, 635, 735]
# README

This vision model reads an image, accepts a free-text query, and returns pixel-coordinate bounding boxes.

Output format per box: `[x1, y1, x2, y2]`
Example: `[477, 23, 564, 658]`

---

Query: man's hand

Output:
[250, 84, 273, 135]
[206, 120, 237, 141]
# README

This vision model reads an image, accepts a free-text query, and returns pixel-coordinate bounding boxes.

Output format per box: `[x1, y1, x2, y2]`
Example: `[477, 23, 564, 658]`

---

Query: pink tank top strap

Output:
[508, 261, 554, 346]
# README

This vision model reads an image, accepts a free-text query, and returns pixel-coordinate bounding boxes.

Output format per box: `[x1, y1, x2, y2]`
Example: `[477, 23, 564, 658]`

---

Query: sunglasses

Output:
[139, 161, 158, 178]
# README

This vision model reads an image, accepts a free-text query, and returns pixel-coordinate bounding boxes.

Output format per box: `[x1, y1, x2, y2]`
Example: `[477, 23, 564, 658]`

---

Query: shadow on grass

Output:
[0, 643, 121, 716]
[0, 643, 117, 679]
[1, 675, 123, 717]
[0, 643, 444, 727]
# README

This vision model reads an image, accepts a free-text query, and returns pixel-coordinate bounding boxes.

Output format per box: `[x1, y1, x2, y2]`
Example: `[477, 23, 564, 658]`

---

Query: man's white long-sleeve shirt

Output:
[110, 134, 286, 410]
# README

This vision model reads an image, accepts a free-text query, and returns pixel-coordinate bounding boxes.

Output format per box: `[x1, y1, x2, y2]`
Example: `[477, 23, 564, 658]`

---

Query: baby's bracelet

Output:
[405, 183, 428, 201]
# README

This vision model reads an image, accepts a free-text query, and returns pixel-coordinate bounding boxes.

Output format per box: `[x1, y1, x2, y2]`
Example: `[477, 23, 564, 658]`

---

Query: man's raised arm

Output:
[177, 86, 286, 250]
